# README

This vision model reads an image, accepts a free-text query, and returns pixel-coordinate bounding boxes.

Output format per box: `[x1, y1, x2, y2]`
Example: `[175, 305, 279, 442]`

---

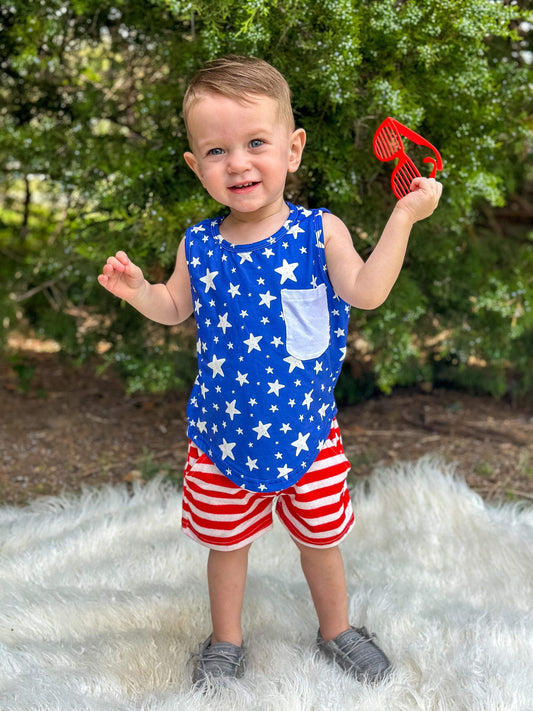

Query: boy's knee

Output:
[292, 537, 339, 556]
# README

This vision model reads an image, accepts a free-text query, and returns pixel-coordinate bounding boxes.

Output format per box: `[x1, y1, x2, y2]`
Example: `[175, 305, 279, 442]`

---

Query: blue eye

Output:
[207, 147, 224, 156]
[250, 139, 264, 148]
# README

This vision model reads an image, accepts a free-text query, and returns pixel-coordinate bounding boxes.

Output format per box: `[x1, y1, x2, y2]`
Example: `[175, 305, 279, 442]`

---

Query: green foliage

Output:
[1, 0, 532, 395]
[134, 447, 183, 486]
[334, 363, 377, 406]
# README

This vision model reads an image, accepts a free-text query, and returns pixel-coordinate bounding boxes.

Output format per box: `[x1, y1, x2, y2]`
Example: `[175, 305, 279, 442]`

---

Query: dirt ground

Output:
[1, 352, 533, 507]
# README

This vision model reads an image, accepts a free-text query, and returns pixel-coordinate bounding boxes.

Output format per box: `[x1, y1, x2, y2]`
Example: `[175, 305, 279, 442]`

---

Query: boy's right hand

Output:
[98, 251, 145, 302]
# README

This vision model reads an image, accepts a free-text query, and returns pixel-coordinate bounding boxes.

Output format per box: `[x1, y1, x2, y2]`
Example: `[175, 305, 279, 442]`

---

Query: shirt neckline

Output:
[211, 203, 298, 252]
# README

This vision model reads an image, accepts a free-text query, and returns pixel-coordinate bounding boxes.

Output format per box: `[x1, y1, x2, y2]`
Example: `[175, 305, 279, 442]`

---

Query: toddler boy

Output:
[98, 55, 442, 686]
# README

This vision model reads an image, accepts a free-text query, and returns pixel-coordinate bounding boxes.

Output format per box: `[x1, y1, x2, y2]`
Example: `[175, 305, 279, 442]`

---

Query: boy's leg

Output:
[190, 543, 250, 685]
[293, 538, 391, 682]
[208, 543, 251, 646]
[294, 540, 350, 640]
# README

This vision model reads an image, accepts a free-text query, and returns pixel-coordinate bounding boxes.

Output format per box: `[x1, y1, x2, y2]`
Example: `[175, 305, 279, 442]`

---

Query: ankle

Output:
[211, 632, 243, 647]
[318, 623, 350, 642]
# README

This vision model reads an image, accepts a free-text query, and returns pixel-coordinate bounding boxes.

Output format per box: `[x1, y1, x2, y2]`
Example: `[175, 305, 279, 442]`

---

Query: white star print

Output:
[225, 400, 241, 420]
[284, 355, 304, 372]
[318, 403, 330, 418]
[219, 439, 236, 460]
[291, 432, 310, 456]
[277, 464, 293, 480]
[228, 283, 241, 298]
[207, 355, 225, 378]
[267, 380, 285, 396]
[274, 259, 298, 284]
[258, 291, 277, 308]
[199, 268, 218, 292]
[239, 252, 253, 264]
[253, 421, 272, 439]
[236, 371, 249, 386]
[302, 390, 314, 409]
[286, 223, 305, 239]
[246, 457, 259, 471]
[217, 313, 232, 333]
[243, 333, 262, 353]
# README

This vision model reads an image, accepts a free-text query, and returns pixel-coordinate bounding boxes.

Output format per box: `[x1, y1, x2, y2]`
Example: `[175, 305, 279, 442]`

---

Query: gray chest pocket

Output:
[281, 283, 330, 360]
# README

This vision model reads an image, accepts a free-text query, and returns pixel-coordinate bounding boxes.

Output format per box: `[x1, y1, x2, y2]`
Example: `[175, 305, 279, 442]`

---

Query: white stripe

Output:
[279, 496, 352, 527]
[182, 505, 273, 539]
[189, 461, 226, 475]
[183, 523, 271, 552]
[294, 468, 349, 494]
[183, 494, 272, 523]
[185, 473, 252, 497]
[289, 517, 355, 550]
[307, 451, 348, 472]
[282, 491, 344, 511]
[278, 500, 353, 540]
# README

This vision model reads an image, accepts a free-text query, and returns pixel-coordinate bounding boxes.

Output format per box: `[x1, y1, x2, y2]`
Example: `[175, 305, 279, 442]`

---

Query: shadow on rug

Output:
[1, 457, 532, 711]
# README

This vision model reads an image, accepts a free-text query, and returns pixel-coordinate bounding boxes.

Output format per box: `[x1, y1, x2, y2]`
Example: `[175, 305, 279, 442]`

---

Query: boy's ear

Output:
[288, 128, 306, 173]
[184, 151, 203, 182]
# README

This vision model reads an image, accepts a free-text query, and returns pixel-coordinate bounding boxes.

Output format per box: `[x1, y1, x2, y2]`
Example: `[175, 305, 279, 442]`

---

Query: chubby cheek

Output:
[198, 167, 226, 198]
[195, 163, 215, 187]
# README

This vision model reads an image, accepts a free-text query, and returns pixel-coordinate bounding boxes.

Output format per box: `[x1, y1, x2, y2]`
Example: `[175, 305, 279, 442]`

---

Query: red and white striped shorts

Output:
[181, 418, 354, 551]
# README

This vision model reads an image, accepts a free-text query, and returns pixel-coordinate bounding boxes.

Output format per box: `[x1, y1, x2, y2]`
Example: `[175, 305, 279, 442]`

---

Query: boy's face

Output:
[184, 93, 305, 221]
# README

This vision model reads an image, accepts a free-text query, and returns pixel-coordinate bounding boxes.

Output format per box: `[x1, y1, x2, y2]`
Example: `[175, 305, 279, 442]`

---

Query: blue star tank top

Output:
[184, 203, 350, 492]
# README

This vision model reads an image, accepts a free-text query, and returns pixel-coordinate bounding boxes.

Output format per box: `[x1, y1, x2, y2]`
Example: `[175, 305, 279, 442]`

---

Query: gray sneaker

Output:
[317, 626, 391, 683]
[191, 635, 246, 685]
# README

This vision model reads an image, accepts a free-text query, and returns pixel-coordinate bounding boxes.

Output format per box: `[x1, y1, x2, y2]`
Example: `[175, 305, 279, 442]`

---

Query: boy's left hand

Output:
[395, 177, 443, 223]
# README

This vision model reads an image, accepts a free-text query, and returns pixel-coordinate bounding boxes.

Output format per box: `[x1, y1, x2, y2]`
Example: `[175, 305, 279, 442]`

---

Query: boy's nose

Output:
[226, 149, 251, 174]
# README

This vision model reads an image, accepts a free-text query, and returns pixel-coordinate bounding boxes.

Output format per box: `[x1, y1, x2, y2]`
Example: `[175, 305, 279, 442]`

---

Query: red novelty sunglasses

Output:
[373, 117, 443, 199]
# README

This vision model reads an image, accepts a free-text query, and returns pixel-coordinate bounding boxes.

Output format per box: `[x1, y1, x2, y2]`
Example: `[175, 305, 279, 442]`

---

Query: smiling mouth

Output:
[229, 181, 259, 192]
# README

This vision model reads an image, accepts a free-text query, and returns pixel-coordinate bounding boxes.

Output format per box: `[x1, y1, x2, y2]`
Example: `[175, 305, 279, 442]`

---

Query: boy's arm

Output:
[324, 177, 442, 309]
[98, 238, 193, 325]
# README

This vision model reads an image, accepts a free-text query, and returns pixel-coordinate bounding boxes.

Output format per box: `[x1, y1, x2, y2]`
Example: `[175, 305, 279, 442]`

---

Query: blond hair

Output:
[183, 55, 295, 139]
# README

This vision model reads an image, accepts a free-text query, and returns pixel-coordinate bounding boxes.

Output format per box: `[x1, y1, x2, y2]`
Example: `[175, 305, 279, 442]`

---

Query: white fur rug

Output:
[1, 458, 532, 711]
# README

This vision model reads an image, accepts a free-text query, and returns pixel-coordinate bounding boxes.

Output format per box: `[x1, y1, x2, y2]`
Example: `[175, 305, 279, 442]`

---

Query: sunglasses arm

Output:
[422, 153, 443, 178]
[392, 119, 443, 175]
